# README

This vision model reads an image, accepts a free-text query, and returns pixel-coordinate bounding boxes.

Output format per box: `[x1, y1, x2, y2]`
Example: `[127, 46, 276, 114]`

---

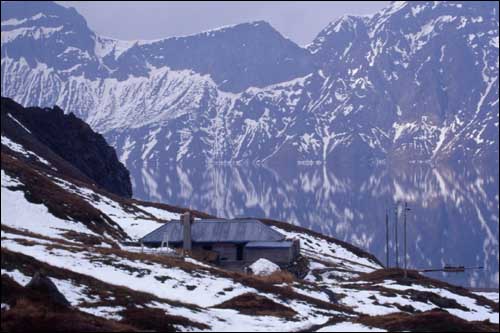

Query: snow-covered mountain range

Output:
[1, 1, 498, 173]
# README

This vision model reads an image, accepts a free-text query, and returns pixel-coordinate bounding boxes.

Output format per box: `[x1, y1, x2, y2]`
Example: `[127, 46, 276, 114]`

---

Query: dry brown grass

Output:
[93, 246, 355, 315]
[4, 232, 352, 320]
[92, 246, 203, 273]
[356, 268, 499, 311]
[1, 297, 135, 332]
[120, 307, 208, 331]
[1, 250, 210, 332]
[1, 248, 201, 311]
[253, 270, 296, 285]
[224, 271, 355, 315]
[1, 153, 127, 242]
[1, 225, 70, 245]
[357, 310, 499, 332]
[214, 292, 298, 318]
[127, 198, 215, 219]
[356, 267, 430, 283]
[91, 246, 357, 316]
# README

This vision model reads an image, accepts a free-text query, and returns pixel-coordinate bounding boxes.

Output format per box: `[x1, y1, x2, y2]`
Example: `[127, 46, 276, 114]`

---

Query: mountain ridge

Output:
[1, 1, 313, 92]
[1, 1, 498, 183]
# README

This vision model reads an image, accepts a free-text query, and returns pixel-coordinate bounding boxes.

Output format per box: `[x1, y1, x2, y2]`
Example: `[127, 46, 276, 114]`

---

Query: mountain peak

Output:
[1, 1, 95, 75]
[128, 17, 313, 91]
[1, 1, 85, 26]
[202, 20, 274, 33]
[1, 2, 312, 92]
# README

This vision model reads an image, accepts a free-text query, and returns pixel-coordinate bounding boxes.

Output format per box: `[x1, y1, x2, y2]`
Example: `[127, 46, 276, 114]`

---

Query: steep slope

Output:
[1, 97, 132, 197]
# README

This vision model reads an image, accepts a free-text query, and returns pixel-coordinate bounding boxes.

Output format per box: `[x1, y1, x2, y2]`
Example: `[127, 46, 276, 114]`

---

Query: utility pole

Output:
[403, 202, 411, 279]
[385, 207, 390, 268]
[394, 202, 399, 268]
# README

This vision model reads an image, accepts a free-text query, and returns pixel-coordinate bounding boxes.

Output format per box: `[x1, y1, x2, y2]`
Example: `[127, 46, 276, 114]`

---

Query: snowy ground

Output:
[317, 322, 386, 332]
[3, 220, 497, 331]
[1, 135, 51, 167]
[1, 171, 101, 241]
[50, 176, 181, 240]
[474, 292, 500, 303]
[379, 280, 499, 323]
[1, 233, 341, 331]
[273, 226, 381, 275]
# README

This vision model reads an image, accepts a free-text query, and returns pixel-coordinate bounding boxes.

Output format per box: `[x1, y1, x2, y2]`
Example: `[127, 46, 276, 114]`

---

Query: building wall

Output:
[175, 243, 241, 262]
[292, 240, 300, 260]
[212, 243, 238, 261]
[244, 247, 292, 264]
[146, 240, 300, 265]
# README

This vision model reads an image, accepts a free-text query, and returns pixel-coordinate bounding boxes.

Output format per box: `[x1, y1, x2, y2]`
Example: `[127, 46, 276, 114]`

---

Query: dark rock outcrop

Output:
[286, 255, 310, 279]
[1, 97, 132, 197]
[1, 274, 136, 332]
[25, 271, 70, 308]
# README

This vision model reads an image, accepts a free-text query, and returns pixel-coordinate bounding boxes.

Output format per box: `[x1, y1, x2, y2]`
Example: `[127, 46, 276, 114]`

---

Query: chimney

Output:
[182, 211, 193, 252]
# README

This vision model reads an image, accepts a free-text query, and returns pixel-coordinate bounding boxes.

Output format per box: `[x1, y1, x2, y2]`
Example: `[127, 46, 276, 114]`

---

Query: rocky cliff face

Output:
[1, 97, 132, 197]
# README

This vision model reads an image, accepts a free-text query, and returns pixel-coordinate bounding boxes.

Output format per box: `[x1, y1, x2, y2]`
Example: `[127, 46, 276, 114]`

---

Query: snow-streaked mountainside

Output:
[1, 97, 498, 331]
[1, 1, 498, 173]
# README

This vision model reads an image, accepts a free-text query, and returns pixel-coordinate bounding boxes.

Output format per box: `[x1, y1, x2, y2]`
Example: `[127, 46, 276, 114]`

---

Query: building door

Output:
[236, 244, 244, 261]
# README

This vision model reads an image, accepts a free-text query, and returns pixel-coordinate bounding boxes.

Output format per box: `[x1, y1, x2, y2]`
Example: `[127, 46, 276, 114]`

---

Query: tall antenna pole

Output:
[404, 202, 411, 279]
[394, 202, 399, 268]
[385, 207, 390, 268]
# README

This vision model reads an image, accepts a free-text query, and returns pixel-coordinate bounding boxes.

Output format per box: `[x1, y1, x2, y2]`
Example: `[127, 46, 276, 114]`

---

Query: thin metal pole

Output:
[394, 203, 399, 268]
[404, 202, 407, 278]
[404, 202, 411, 279]
[386, 208, 389, 268]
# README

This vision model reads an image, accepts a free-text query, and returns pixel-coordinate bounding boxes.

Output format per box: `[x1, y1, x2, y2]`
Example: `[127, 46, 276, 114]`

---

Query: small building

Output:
[140, 213, 300, 266]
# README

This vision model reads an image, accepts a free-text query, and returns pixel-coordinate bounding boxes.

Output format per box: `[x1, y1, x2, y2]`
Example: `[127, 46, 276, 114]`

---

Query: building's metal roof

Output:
[141, 219, 285, 244]
[245, 241, 294, 248]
